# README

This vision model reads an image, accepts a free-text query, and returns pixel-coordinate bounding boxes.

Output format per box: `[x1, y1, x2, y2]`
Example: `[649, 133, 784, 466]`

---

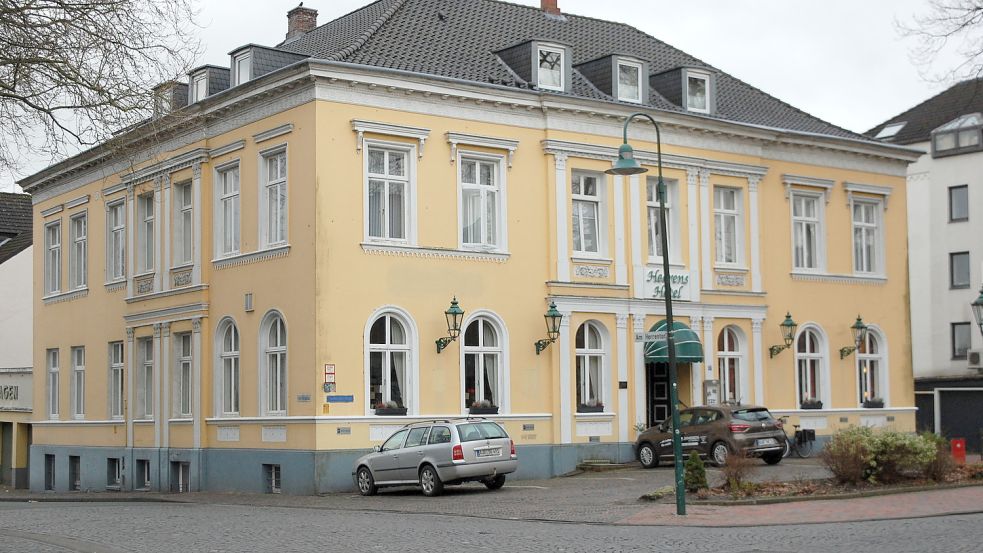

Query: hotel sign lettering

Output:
[0, 385, 17, 400]
[644, 268, 691, 300]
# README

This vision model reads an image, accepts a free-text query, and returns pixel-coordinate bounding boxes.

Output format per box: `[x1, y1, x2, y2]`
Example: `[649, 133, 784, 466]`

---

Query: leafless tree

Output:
[0, 0, 201, 184]
[901, 0, 983, 82]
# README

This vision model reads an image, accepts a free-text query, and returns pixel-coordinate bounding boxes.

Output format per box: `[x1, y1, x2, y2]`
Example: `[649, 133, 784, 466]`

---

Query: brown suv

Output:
[634, 405, 786, 467]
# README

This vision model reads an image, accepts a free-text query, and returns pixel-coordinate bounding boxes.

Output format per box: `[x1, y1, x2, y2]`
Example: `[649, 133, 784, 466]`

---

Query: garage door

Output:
[939, 390, 983, 453]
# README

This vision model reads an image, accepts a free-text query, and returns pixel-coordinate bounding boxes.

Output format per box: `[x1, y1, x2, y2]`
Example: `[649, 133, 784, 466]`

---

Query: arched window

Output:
[717, 327, 743, 403]
[795, 329, 824, 407]
[218, 320, 240, 415]
[857, 330, 884, 405]
[368, 313, 409, 410]
[575, 322, 605, 412]
[262, 313, 287, 415]
[463, 318, 501, 410]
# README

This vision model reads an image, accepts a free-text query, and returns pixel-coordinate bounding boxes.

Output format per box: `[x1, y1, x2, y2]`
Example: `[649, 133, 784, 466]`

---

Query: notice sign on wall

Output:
[643, 267, 692, 301]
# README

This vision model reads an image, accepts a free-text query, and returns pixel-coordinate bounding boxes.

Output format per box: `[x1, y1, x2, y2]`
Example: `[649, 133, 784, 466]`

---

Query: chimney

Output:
[286, 4, 318, 41]
[541, 0, 560, 15]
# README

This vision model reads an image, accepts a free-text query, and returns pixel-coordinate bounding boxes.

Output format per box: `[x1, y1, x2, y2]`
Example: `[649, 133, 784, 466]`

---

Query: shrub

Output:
[873, 430, 936, 483]
[722, 451, 758, 497]
[821, 427, 938, 485]
[821, 426, 875, 485]
[684, 451, 708, 492]
[921, 432, 956, 482]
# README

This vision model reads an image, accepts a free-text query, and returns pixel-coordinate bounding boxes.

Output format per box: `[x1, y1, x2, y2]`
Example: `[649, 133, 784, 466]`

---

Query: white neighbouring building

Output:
[868, 79, 983, 452]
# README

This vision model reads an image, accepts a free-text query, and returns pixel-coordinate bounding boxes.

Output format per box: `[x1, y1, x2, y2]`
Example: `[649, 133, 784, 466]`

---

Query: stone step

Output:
[576, 460, 638, 472]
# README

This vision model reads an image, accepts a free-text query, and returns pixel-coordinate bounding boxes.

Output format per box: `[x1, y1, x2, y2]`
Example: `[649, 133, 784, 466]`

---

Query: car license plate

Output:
[475, 447, 501, 458]
[755, 438, 777, 447]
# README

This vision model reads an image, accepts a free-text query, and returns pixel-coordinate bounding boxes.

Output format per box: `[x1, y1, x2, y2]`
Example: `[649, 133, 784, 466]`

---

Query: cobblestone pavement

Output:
[1, 501, 982, 552]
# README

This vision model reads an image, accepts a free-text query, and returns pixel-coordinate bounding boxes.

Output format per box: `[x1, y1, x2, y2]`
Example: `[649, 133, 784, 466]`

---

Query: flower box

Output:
[577, 404, 604, 413]
[468, 406, 499, 415]
[862, 399, 884, 408]
[374, 407, 407, 416]
[800, 400, 823, 410]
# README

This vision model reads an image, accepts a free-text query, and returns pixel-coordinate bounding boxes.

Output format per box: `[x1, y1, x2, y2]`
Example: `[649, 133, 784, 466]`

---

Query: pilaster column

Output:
[613, 175, 627, 286]
[749, 175, 762, 293]
[699, 169, 712, 291]
[632, 314, 647, 430]
[192, 163, 203, 285]
[615, 313, 629, 443]
[126, 327, 135, 447]
[752, 318, 765, 405]
[553, 153, 570, 282]
[629, 175, 644, 299]
[126, 187, 135, 296]
[192, 318, 203, 449]
[162, 176, 171, 292]
[702, 316, 715, 404]
[686, 169, 701, 302]
[690, 316, 704, 405]
[160, 323, 171, 449]
[153, 324, 162, 448]
[153, 178, 163, 292]
[558, 309, 573, 444]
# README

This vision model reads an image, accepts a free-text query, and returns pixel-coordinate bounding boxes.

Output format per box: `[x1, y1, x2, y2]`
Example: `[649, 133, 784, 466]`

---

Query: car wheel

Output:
[638, 443, 659, 469]
[483, 474, 506, 490]
[419, 465, 444, 497]
[762, 452, 783, 465]
[356, 466, 377, 496]
[710, 441, 730, 467]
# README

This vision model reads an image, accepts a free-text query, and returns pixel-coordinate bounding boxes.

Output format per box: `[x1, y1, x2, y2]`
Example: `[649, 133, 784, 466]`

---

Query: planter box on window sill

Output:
[374, 407, 407, 416]
[577, 405, 604, 413]
[862, 400, 884, 409]
[800, 401, 823, 410]
[468, 406, 499, 415]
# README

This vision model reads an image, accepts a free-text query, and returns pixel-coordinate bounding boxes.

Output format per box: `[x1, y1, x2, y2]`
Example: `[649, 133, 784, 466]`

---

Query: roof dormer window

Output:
[617, 60, 642, 103]
[234, 53, 252, 86]
[932, 113, 983, 157]
[537, 45, 564, 91]
[686, 71, 710, 113]
[191, 74, 208, 103]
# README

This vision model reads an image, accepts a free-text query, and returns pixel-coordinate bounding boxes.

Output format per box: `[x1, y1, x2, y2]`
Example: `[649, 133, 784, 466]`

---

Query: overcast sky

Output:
[0, 0, 961, 192]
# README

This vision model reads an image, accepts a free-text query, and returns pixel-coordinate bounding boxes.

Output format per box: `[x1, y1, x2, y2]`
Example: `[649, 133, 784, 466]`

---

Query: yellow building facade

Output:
[21, 1, 920, 494]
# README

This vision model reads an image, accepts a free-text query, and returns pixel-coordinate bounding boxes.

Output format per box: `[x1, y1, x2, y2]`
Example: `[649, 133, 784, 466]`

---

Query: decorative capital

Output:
[126, 327, 135, 342]
[615, 313, 629, 329]
[632, 315, 647, 334]
[153, 323, 162, 338]
[748, 175, 761, 193]
[553, 152, 568, 171]
[192, 317, 202, 334]
[161, 322, 171, 337]
[153, 176, 163, 192]
[751, 318, 764, 332]
[686, 168, 700, 188]
[689, 316, 702, 333]
[126, 185, 135, 200]
[558, 310, 572, 328]
[699, 169, 710, 188]
[192, 162, 202, 180]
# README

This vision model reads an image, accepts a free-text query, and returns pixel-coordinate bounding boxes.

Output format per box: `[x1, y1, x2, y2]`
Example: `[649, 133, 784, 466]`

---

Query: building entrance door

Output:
[646, 362, 670, 427]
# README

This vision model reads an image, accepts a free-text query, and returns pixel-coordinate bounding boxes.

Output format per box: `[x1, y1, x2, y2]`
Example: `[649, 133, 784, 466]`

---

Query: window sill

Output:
[574, 411, 615, 419]
[168, 418, 194, 423]
[714, 265, 748, 273]
[950, 285, 971, 290]
[212, 245, 290, 269]
[361, 243, 509, 263]
[126, 284, 208, 304]
[43, 288, 89, 305]
[104, 280, 126, 293]
[949, 218, 969, 223]
[170, 263, 194, 271]
[790, 271, 886, 285]
[571, 256, 612, 264]
[133, 419, 154, 424]
[647, 259, 685, 268]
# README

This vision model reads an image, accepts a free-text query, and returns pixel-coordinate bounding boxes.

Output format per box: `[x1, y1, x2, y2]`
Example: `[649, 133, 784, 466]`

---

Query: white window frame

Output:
[716, 326, 746, 404]
[617, 60, 643, 103]
[790, 191, 825, 272]
[233, 53, 251, 86]
[575, 321, 608, 412]
[260, 147, 288, 248]
[261, 312, 287, 416]
[214, 163, 241, 257]
[458, 152, 507, 251]
[137, 192, 155, 274]
[713, 186, 744, 267]
[536, 45, 565, 91]
[192, 75, 207, 102]
[138, 338, 154, 419]
[851, 198, 883, 275]
[216, 319, 240, 416]
[109, 342, 124, 419]
[646, 177, 680, 263]
[44, 220, 61, 296]
[364, 307, 418, 415]
[686, 71, 711, 113]
[106, 200, 126, 282]
[71, 346, 85, 419]
[857, 328, 888, 406]
[175, 333, 192, 418]
[69, 213, 87, 289]
[460, 314, 507, 413]
[794, 326, 830, 407]
[363, 142, 415, 244]
[47, 348, 59, 419]
[571, 172, 606, 257]
[173, 181, 193, 267]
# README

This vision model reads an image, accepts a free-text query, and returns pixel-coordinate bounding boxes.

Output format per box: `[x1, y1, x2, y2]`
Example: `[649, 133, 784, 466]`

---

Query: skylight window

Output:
[537, 46, 564, 91]
[617, 61, 642, 103]
[874, 122, 906, 139]
[932, 113, 983, 156]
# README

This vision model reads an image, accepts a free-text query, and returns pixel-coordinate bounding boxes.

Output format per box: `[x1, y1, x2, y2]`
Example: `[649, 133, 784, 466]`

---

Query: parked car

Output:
[352, 418, 518, 496]
[634, 405, 786, 467]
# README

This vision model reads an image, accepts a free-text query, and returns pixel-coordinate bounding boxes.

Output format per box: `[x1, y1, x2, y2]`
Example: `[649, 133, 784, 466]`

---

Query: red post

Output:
[951, 438, 967, 465]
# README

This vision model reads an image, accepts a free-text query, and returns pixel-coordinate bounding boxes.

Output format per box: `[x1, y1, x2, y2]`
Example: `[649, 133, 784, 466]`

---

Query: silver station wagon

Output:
[352, 418, 518, 496]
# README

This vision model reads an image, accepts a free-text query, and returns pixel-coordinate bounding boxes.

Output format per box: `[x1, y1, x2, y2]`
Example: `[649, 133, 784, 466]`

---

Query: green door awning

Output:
[645, 319, 704, 363]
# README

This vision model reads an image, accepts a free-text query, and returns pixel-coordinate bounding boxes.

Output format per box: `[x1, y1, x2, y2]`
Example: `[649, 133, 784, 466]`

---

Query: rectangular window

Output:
[138, 339, 154, 419]
[217, 165, 241, 256]
[136, 459, 151, 490]
[107, 457, 122, 489]
[366, 147, 408, 241]
[69, 214, 87, 289]
[791, 192, 823, 270]
[572, 173, 602, 255]
[107, 201, 126, 281]
[69, 455, 81, 491]
[952, 322, 971, 359]
[44, 221, 61, 295]
[714, 187, 742, 265]
[174, 182, 193, 266]
[192, 76, 207, 102]
[264, 464, 281, 494]
[617, 61, 642, 102]
[949, 185, 969, 222]
[852, 200, 881, 274]
[537, 46, 564, 91]
[646, 178, 676, 260]
[47, 348, 59, 418]
[263, 150, 288, 247]
[460, 156, 502, 249]
[950, 251, 971, 288]
[109, 342, 124, 419]
[687, 73, 709, 112]
[71, 346, 85, 418]
[138, 193, 155, 273]
[234, 54, 251, 85]
[177, 333, 192, 417]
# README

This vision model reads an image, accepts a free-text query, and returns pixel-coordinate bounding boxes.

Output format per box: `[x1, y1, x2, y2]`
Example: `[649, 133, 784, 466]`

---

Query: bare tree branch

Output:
[899, 0, 983, 83]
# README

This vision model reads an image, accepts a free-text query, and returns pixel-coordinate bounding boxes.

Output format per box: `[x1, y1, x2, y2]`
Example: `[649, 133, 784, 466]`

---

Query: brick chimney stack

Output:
[541, 0, 560, 16]
[286, 4, 318, 41]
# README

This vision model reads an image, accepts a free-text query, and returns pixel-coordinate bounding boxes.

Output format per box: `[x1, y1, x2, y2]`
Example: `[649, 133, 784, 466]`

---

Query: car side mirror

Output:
[373, 445, 382, 453]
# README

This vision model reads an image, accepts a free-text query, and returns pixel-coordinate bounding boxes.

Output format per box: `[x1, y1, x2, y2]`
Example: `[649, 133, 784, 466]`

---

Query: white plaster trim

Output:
[553, 153, 570, 281]
[542, 139, 769, 178]
[123, 302, 208, 324]
[209, 140, 246, 159]
[125, 284, 208, 304]
[360, 243, 509, 262]
[561, 295, 768, 321]
[547, 281, 630, 291]
[845, 181, 892, 210]
[352, 119, 429, 158]
[614, 175, 627, 286]
[752, 319, 764, 405]
[212, 245, 290, 269]
[121, 148, 209, 185]
[574, 412, 617, 419]
[790, 272, 887, 285]
[32, 419, 125, 426]
[446, 132, 519, 167]
[40, 205, 63, 217]
[253, 123, 294, 144]
[102, 182, 127, 197]
[42, 287, 88, 305]
[64, 195, 90, 209]
[783, 174, 835, 202]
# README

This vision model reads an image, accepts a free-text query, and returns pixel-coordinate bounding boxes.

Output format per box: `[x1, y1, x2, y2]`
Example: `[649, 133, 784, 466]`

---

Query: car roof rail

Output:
[400, 419, 452, 428]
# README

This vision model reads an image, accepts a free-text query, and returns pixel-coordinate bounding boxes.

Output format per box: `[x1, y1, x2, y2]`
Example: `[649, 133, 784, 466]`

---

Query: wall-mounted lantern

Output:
[839, 315, 869, 359]
[534, 301, 563, 354]
[768, 312, 798, 358]
[435, 297, 464, 353]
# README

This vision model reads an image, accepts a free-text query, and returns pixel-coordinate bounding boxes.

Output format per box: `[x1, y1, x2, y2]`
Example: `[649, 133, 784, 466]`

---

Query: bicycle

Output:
[778, 416, 815, 458]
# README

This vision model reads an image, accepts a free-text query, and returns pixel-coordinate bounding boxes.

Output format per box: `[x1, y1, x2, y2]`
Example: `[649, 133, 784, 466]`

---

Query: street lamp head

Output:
[444, 296, 464, 340]
[544, 301, 562, 341]
[972, 287, 983, 337]
[605, 143, 648, 176]
[850, 315, 868, 349]
[780, 312, 797, 348]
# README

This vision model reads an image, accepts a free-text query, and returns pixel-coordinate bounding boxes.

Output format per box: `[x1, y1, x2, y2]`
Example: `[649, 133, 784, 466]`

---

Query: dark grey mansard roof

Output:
[0, 192, 33, 266]
[866, 78, 983, 145]
[279, 0, 863, 140]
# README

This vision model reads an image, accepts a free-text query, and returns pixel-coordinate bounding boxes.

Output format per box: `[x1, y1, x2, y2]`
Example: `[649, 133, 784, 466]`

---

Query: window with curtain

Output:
[537, 46, 563, 90]
[575, 322, 605, 411]
[646, 178, 676, 259]
[572, 173, 601, 254]
[617, 61, 641, 102]
[47, 348, 59, 418]
[714, 187, 741, 264]
[366, 147, 408, 241]
[71, 346, 85, 418]
[109, 342, 124, 419]
[463, 318, 501, 410]
[717, 327, 741, 403]
[139, 338, 154, 419]
[138, 192, 155, 272]
[792, 193, 822, 270]
[460, 157, 500, 248]
[44, 221, 61, 295]
[107, 201, 126, 281]
[220, 322, 240, 415]
[368, 314, 409, 409]
[218, 166, 240, 256]
[176, 333, 192, 417]
[264, 151, 288, 247]
[174, 182, 193, 266]
[852, 200, 881, 274]
[69, 214, 87, 289]
[857, 331, 883, 404]
[265, 315, 287, 414]
[795, 329, 824, 405]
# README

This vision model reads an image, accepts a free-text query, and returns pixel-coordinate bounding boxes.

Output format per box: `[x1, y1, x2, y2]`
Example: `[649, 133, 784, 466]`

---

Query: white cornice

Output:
[124, 302, 208, 325]
[783, 173, 835, 202]
[361, 243, 509, 263]
[446, 132, 520, 166]
[542, 139, 768, 178]
[845, 181, 893, 209]
[209, 140, 246, 159]
[64, 194, 89, 209]
[352, 119, 430, 158]
[212, 245, 290, 269]
[253, 123, 294, 144]
[121, 148, 209, 186]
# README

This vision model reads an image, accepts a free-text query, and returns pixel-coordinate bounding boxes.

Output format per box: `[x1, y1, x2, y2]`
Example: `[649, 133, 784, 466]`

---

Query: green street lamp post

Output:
[606, 112, 686, 516]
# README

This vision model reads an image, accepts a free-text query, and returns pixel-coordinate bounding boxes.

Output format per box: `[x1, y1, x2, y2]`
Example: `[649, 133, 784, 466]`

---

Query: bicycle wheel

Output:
[795, 438, 814, 458]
